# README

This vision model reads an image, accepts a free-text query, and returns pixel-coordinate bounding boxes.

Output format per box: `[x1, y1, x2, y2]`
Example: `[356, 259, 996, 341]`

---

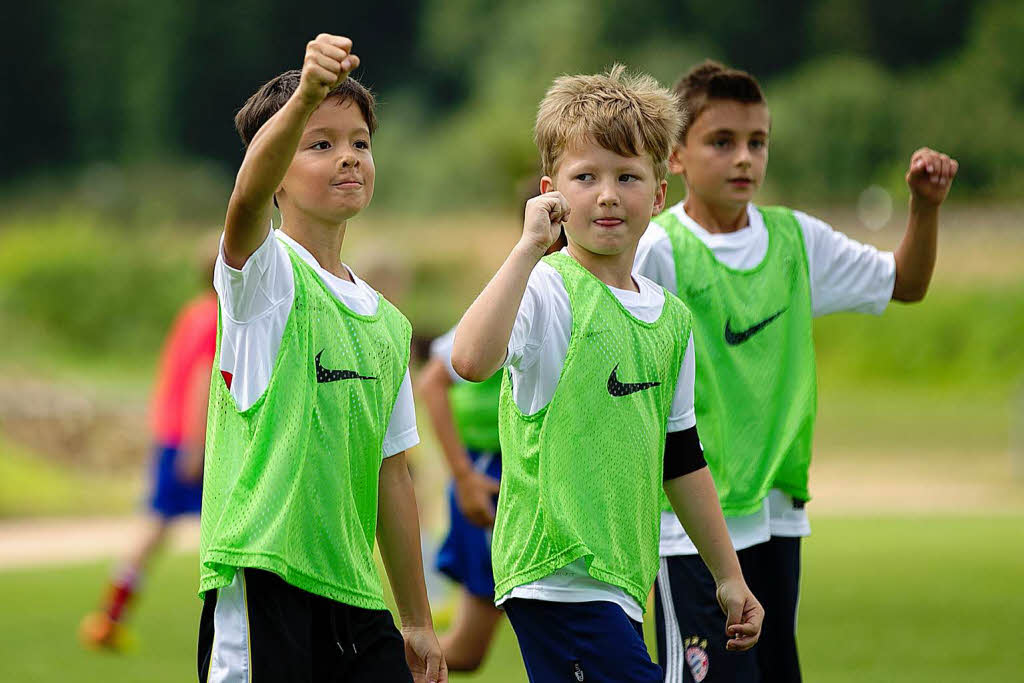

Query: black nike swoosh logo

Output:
[315, 350, 377, 383]
[724, 308, 787, 346]
[607, 364, 661, 397]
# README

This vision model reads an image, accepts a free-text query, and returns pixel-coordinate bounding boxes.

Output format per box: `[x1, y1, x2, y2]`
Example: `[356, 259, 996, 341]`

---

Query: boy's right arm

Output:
[451, 192, 569, 381]
[222, 34, 360, 268]
[665, 470, 764, 651]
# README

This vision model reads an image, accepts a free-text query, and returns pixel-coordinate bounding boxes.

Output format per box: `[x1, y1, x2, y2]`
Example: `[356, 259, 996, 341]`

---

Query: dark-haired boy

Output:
[635, 60, 957, 682]
[197, 34, 446, 682]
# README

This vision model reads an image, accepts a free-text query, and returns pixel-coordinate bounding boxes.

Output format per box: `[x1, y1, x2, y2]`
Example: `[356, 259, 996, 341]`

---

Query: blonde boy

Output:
[197, 34, 445, 682]
[452, 66, 763, 682]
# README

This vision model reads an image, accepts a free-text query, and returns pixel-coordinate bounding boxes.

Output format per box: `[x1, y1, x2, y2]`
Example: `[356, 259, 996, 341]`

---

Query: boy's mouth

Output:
[728, 177, 753, 187]
[332, 177, 363, 189]
[594, 217, 624, 227]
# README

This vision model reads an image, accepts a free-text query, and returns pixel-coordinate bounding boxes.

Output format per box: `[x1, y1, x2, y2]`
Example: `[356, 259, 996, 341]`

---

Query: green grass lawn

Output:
[0, 435, 139, 518]
[1, 515, 1020, 682]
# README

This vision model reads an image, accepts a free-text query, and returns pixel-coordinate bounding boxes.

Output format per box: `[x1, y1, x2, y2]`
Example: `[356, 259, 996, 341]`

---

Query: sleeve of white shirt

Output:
[634, 223, 679, 296]
[503, 264, 556, 372]
[381, 368, 419, 457]
[796, 210, 896, 317]
[214, 227, 292, 323]
[666, 331, 697, 433]
[429, 327, 465, 384]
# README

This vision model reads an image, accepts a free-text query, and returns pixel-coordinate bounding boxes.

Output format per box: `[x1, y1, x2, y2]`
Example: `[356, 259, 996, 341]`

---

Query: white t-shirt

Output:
[475, 251, 698, 622]
[214, 229, 419, 458]
[634, 201, 896, 555]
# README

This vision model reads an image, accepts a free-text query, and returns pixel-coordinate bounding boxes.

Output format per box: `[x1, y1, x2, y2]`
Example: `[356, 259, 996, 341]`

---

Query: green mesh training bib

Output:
[655, 206, 816, 516]
[450, 371, 502, 453]
[492, 251, 691, 610]
[199, 240, 411, 609]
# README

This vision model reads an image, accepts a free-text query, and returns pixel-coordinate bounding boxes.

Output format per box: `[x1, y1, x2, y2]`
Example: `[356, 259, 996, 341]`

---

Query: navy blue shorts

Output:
[148, 444, 203, 518]
[435, 450, 501, 599]
[504, 598, 663, 683]
[654, 537, 802, 683]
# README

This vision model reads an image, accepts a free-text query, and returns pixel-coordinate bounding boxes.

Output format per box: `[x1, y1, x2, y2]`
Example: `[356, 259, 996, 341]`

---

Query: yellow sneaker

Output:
[78, 612, 136, 652]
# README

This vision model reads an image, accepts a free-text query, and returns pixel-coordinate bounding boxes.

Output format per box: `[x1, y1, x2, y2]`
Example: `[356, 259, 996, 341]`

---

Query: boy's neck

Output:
[280, 214, 351, 281]
[683, 195, 750, 234]
[566, 242, 639, 292]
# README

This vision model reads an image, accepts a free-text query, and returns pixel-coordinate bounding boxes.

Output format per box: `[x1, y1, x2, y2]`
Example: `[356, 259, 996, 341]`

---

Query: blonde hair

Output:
[535, 64, 684, 181]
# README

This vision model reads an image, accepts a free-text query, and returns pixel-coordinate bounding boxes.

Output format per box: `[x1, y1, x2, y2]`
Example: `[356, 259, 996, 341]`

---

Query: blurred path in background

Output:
[0, 516, 198, 571]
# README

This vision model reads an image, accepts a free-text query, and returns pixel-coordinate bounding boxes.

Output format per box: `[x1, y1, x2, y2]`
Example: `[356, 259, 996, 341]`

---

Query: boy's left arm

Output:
[664, 471, 763, 651]
[377, 452, 448, 683]
[892, 147, 959, 302]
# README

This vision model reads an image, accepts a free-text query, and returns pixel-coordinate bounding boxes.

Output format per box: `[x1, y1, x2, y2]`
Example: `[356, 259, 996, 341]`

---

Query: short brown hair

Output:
[535, 64, 683, 182]
[234, 70, 377, 148]
[673, 60, 765, 143]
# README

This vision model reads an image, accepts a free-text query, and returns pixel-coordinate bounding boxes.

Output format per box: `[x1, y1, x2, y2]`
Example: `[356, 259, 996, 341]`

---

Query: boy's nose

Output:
[598, 185, 620, 206]
[338, 154, 359, 169]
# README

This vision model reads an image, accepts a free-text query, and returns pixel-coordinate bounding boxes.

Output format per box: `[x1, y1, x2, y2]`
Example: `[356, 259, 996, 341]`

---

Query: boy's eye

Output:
[750, 139, 766, 150]
[311, 140, 331, 150]
[574, 173, 594, 181]
[712, 138, 731, 149]
[619, 174, 638, 182]
[354, 139, 370, 150]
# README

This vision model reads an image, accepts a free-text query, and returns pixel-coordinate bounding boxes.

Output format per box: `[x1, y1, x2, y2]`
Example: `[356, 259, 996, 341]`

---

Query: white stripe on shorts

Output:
[208, 570, 251, 682]
[657, 557, 686, 683]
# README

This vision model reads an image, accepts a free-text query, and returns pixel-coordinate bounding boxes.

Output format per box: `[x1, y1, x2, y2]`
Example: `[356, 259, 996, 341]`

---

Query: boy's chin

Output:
[322, 201, 370, 223]
[576, 237, 631, 257]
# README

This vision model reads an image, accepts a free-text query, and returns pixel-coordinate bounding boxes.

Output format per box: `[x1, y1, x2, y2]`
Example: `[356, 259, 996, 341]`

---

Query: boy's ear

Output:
[539, 176, 555, 194]
[653, 178, 668, 216]
[668, 144, 685, 176]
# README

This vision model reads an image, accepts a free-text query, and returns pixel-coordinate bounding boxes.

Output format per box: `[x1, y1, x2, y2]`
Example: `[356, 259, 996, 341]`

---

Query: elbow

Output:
[900, 290, 927, 303]
[451, 353, 486, 383]
[892, 281, 928, 303]
[451, 344, 493, 382]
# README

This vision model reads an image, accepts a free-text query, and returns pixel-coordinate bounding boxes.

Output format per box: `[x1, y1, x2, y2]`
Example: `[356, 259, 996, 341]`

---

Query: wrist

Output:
[715, 573, 746, 589]
[909, 194, 941, 215]
[452, 461, 475, 482]
[400, 614, 434, 630]
[512, 239, 548, 263]
[289, 87, 325, 113]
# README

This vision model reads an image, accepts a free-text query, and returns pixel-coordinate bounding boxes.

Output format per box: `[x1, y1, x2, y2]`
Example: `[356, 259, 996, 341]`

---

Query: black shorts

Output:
[653, 536, 802, 683]
[197, 568, 413, 682]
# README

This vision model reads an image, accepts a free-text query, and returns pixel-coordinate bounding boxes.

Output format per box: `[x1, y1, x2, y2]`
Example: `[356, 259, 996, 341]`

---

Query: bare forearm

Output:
[664, 468, 742, 583]
[418, 361, 473, 478]
[892, 197, 939, 302]
[224, 94, 320, 266]
[377, 453, 433, 627]
[452, 244, 543, 381]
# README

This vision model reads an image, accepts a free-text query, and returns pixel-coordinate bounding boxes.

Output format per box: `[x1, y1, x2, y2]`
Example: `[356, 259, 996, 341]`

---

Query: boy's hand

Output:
[906, 147, 958, 207]
[454, 468, 501, 528]
[715, 577, 763, 651]
[519, 192, 570, 258]
[402, 625, 448, 683]
[296, 34, 360, 107]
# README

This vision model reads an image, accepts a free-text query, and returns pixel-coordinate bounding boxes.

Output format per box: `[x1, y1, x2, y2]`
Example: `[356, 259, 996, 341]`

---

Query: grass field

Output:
[1, 516, 1021, 682]
[1, 205, 1022, 679]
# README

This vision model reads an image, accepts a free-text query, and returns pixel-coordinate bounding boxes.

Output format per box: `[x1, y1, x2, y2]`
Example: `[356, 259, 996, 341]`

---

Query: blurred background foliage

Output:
[0, 0, 1021, 375]
[3, 0, 1022, 209]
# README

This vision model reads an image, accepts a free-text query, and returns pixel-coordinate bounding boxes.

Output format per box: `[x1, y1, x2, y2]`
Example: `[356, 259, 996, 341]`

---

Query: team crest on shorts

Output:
[683, 636, 710, 682]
